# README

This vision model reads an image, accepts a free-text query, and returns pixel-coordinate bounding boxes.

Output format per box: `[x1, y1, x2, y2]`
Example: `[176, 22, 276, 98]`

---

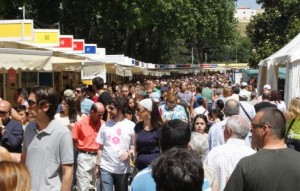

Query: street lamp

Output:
[18, 6, 25, 20]
[18, 6, 25, 41]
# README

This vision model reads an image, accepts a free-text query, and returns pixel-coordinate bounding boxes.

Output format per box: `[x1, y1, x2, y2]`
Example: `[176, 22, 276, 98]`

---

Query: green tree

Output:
[0, 0, 238, 65]
[247, 0, 300, 67]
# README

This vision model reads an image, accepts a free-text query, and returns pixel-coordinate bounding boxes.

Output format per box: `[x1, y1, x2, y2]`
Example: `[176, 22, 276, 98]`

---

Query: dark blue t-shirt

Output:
[134, 122, 161, 171]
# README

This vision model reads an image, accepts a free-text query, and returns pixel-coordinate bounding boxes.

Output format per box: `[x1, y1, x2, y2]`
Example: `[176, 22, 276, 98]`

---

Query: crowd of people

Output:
[0, 73, 300, 191]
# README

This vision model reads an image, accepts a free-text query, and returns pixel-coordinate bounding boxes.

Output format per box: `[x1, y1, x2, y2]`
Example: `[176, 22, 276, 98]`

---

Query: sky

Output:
[237, 0, 261, 9]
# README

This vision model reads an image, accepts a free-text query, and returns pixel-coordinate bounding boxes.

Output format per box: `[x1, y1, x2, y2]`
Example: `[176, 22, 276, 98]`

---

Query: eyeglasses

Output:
[251, 122, 272, 129]
[28, 100, 36, 107]
[75, 90, 82, 94]
[0, 110, 8, 117]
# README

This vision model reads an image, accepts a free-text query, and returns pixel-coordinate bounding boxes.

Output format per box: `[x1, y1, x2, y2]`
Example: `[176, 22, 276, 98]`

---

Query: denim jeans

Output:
[100, 168, 130, 191]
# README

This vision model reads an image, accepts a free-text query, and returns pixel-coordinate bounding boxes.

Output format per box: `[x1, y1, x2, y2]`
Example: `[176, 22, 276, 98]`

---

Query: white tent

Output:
[258, 33, 300, 105]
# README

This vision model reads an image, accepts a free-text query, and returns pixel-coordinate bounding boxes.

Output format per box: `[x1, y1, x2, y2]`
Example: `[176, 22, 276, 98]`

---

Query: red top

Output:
[72, 116, 104, 151]
[92, 95, 98, 103]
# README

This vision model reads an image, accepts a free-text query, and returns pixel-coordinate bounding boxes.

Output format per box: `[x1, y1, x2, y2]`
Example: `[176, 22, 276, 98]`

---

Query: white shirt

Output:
[193, 106, 208, 117]
[239, 89, 252, 101]
[208, 118, 228, 150]
[204, 138, 256, 191]
[96, 118, 135, 174]
[271, 101, 286, 114]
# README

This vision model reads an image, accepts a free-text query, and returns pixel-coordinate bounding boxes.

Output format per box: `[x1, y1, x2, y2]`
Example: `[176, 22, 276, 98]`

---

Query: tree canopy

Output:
[247, 0, 300, 67]
[0, 0, 240, 64]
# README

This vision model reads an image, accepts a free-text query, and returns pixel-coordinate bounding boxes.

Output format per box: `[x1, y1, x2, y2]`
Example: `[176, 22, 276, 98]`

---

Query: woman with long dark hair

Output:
[133, 98, 164, 171]
[55, 96, 78, 130]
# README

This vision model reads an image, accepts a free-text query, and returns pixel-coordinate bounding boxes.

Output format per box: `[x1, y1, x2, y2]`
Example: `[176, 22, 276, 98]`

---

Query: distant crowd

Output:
[1, 73, 300, 191]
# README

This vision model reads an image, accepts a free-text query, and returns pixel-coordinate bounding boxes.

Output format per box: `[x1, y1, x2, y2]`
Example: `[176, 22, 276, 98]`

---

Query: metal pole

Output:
[23, 6, 25, 20]
[235, 21, 238, 63]
[3, 69, 6, 100]
[192, 47, 194, 64]
[235, 35, 237, 63]
[20, 6, 25, 41]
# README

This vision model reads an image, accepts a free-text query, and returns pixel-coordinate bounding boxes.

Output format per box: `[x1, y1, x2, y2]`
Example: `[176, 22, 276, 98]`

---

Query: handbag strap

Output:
[240, 103, 252, 121]
[286, 119, 296, 139]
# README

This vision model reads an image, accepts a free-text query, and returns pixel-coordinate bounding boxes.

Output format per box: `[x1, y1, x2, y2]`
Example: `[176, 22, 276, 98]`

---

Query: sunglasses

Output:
[251, 122, 272, 129]
[75, 90, 82, 93]
[167, 101, 176, 105]
[0, 110, 8, 117]
[28, 100, 36, 107]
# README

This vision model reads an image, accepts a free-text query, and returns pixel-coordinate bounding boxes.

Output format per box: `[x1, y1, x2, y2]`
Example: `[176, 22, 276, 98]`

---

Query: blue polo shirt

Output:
[131, 167, 211, 191]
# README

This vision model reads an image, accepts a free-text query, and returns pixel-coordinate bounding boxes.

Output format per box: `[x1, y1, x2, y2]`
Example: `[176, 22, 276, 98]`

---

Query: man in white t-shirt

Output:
[95, 96, 135, 191]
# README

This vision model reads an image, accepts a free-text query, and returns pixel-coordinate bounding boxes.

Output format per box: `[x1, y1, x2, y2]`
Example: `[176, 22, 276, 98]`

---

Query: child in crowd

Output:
[192, 114, 209, 136]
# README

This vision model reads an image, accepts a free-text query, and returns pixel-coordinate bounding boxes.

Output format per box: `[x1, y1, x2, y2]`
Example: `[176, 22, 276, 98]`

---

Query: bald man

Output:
[0, 100, 23, 153]
[72, 102, 105, 191]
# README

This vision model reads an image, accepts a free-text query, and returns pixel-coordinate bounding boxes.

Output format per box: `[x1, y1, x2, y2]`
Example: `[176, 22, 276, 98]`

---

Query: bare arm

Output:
[0, 146, 13, 161]
[189, 96, 195, 117]
[20, 152, 26, 164]
[95, 145, 103, 177]
[96, 144, 103, 165]
[61, 164, 73, 191]
[131, 133, 138, 159]
[11, 108, 23, 122]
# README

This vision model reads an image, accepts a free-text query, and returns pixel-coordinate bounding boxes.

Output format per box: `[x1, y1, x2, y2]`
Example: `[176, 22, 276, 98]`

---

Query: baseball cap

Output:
[241, 82, 248, 87]
[263, 84, 271, 90]
[139, 98, 153, 111]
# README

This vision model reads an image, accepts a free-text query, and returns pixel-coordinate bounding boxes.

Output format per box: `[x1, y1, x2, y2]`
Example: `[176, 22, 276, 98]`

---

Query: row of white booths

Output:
[258, 33, 300, 106]
[0, 41, 201, 104]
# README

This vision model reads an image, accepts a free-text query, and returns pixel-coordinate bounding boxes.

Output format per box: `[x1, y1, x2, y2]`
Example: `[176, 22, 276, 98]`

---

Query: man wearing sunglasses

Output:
[0, 100, 23, 153]
[21, 86, 74, 191]
[225, 108, 300, 191]
[75, 85, 94, 115]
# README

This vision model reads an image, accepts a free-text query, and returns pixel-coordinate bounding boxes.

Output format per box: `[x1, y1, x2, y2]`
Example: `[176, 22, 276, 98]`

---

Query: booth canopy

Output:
[0, 48, 52, 71]
[258, 33, 300, 106]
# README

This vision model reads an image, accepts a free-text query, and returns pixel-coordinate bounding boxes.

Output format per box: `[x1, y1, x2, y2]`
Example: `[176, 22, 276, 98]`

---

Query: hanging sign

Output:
[84, 44, 97, 54]
[34, 29, 59, 46]
[73, 39, 85, 52]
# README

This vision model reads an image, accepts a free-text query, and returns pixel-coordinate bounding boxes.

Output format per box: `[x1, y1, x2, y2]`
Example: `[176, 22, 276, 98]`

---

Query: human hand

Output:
[128, 146, 135, 159]
[95, 165, 100, 177]
[119, 151, 129, 161]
